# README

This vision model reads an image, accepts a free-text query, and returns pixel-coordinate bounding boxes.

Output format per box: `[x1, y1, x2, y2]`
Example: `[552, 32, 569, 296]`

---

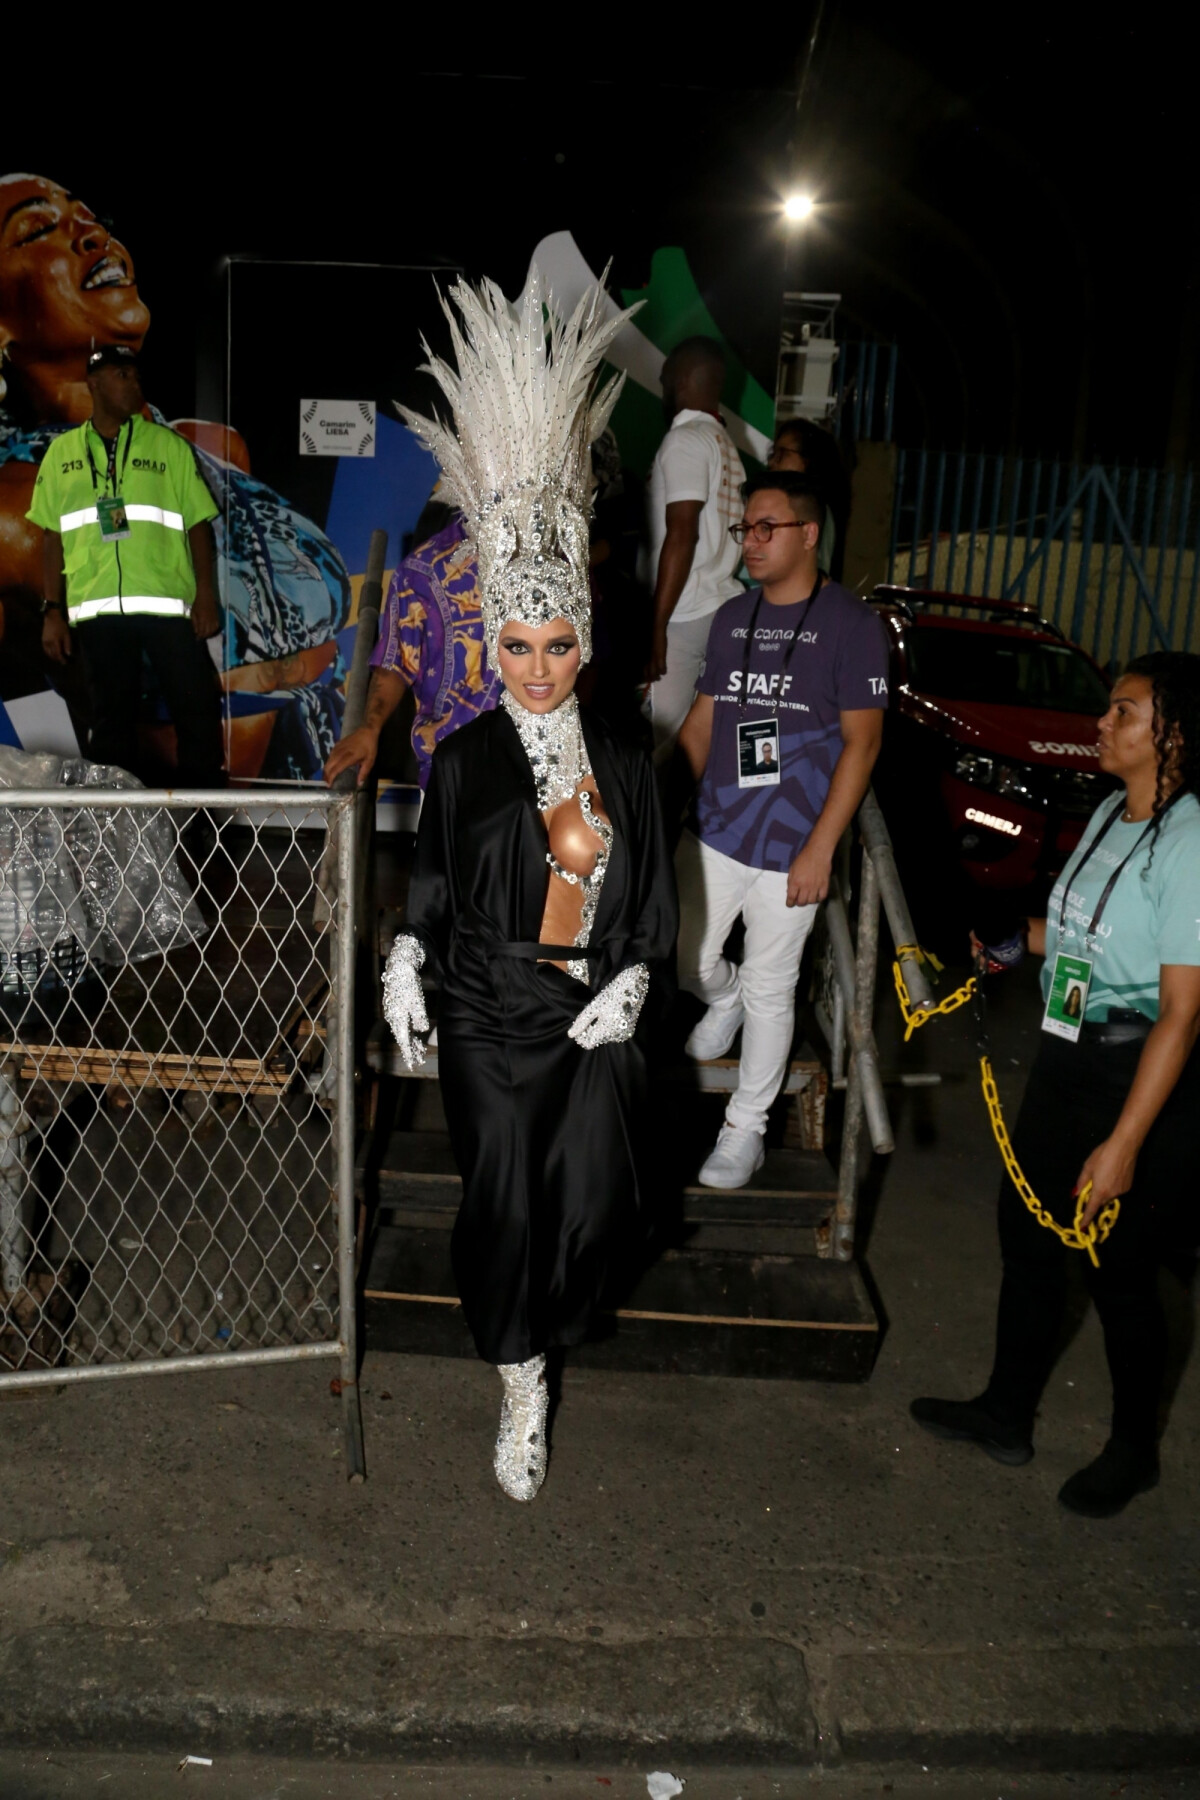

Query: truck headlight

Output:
[992, 760, 1038, 804]
[955, 750, 994, 785]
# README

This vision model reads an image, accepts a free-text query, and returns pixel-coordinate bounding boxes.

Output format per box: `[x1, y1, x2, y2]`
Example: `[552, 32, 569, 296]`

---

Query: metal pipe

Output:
[1071, 463, 1101, 644]
[883, 343, 898, 443]
[831, 851, 885, 1260]
[824, 879, 893, 1156]
[1051, 461, 1076, 624]
[830, 975, 846, 1087]
[946, 450, 966, 590]
[928, 451, 947, 586]
[863, 342, 878, 438]
[833, 1046, 864, 1263]
[887, 448, 905, 584]
[856, 789, 935, 1013]
[908, 450, 927, 587]
[335, 794, 366, 1483]
[0, 789, 337, 810]
[1167, 470, 1190, 647]
[1092, 462, 1121, 661]
[963, 452, 986, 595]
[0, 1341, 343, 1394]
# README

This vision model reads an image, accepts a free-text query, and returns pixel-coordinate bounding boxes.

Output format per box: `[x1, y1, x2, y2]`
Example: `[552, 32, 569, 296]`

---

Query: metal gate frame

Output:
[0, 785, 365, 1481]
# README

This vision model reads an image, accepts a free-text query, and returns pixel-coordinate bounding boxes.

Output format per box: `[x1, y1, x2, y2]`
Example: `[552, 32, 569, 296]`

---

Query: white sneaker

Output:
[685, 985, 745, 1061]
[698, 1124, 766, 1189]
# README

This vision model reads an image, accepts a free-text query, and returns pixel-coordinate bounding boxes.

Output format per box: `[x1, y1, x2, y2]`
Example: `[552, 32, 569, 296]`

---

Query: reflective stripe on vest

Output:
[59, 503, 185, 533]
[70, 595, 190, 621]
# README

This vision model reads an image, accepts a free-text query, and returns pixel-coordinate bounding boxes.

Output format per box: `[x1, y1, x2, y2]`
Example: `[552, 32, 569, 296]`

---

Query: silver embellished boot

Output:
[494, 1353, 549, 1502]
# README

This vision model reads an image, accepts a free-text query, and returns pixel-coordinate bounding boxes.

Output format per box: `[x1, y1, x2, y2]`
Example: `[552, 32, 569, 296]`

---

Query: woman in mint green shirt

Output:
[913, 652, 1200, 1519]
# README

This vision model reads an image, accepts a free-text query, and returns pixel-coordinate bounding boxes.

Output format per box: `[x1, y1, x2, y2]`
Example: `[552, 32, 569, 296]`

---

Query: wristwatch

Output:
[39, 598, 64, 615]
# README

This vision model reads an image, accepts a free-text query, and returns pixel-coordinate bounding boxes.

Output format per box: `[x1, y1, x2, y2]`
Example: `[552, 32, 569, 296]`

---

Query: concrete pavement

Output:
[1, 959, 1197, 1775]
[0, 1752, 1195, 1796]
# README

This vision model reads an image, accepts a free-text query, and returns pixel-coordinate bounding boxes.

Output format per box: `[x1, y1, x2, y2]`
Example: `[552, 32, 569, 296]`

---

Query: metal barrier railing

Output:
[811, 786, 935, 1261]
[0, 785, 364, 1478]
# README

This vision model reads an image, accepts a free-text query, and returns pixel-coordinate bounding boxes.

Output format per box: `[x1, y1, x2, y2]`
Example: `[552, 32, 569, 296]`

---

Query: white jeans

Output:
[675, 830, 818, 1134]
[646, 611, 717, 761]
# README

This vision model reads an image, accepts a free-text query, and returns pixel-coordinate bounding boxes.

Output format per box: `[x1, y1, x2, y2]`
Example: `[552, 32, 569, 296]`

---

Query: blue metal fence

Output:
[886, 451, 1200, 668]
[835, 342, 898, 446]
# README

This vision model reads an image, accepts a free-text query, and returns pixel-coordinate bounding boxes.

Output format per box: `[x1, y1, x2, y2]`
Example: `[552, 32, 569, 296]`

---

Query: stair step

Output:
[365, 1130, 837, 1200]
[363, 1227, 877, 1382]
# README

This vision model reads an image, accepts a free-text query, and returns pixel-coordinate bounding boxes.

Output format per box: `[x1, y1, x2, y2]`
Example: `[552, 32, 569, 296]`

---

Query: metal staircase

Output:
[359, 786, 928, 1384]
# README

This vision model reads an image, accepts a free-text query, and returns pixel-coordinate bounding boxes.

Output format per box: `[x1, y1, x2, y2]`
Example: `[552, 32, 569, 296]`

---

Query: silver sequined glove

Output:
[382, 932, 429, 1071]
[567, 962, 650, 1051]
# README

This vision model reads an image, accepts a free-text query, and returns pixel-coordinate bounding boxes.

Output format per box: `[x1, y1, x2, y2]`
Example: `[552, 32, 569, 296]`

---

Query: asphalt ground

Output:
[0, 1751, 1193, 1797]
[0, 957, 1197, 1777]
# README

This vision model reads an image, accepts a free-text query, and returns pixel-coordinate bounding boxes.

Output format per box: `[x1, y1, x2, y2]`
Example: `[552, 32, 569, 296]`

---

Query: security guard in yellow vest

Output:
[28, 344, 223, 785]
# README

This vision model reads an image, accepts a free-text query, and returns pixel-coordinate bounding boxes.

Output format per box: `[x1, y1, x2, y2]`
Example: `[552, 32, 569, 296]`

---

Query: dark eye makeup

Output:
[501, 638, 578, 656]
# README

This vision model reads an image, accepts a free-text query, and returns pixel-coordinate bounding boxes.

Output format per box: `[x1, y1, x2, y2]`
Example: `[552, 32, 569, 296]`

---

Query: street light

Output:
[783, 193, 815, 223]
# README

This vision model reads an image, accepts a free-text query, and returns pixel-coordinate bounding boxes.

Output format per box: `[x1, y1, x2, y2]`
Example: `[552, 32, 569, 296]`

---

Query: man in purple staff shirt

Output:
[323, 512, 499, 792]
[675, 470, 889, 1189]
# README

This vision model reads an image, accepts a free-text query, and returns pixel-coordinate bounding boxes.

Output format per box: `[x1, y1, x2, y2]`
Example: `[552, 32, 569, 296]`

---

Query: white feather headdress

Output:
[397, 267, 641, 663]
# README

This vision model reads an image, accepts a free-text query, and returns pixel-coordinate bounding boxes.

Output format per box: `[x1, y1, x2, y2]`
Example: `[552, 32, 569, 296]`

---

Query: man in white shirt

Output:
[643, 338, 745, 757]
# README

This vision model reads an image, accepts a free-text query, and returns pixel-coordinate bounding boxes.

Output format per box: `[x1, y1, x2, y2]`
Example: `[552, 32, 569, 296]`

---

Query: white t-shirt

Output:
[646, 408, 746, 624]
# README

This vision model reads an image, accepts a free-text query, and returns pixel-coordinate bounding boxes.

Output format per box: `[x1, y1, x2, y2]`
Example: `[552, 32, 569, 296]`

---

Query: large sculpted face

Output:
[0, 174, 149, 375]
[496, 617, 582, 714]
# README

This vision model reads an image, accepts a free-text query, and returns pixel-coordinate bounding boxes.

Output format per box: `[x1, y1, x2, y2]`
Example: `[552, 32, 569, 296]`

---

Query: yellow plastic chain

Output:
[892, 945, 977, 1042]
[889, 945, 1120, 1264]
[979, 1054, 1119, 1267]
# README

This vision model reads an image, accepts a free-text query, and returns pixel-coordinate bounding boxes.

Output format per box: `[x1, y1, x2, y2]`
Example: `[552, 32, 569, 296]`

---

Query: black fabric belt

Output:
[1081, 1010, 1153, 1048]
[491, 941, 601, 961]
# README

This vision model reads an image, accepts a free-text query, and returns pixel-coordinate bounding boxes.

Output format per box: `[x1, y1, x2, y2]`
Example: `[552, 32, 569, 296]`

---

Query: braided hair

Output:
[1125, 652, 1200, 871]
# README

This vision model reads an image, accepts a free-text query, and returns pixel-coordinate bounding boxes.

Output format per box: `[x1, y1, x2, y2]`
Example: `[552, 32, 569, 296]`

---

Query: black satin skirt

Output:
[437, 941, 644, 1365]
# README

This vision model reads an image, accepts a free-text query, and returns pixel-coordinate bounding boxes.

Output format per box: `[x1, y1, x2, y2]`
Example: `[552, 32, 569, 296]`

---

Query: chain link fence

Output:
[0, 778, 363, 1477]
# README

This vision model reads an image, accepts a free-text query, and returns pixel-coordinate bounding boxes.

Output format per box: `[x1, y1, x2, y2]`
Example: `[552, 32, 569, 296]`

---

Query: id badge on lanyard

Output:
[738, 717, 780, 786]
[1042, 952, 1093, 1042]
[88, 421, 133, 541]
[1038, 793, 1180, 1043]
[734, 575, 822, 790]
[96, 493, 130, 541]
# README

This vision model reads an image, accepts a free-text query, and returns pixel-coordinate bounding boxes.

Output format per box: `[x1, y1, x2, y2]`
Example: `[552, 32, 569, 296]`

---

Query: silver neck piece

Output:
[501, 689, 590, 811]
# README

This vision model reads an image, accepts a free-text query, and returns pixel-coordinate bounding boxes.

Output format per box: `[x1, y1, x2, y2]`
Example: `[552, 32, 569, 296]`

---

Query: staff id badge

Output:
[96, 494, 130, 541]
[737, 717, 781, 787]
[1042, 952, 1093, 1042]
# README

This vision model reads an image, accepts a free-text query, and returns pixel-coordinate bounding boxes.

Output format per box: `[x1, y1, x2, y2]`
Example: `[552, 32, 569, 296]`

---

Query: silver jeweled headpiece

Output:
[397, 267, 640, 664]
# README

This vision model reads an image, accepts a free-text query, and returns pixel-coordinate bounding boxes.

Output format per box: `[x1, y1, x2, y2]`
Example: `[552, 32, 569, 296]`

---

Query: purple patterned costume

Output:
[370, 514, 500, 787]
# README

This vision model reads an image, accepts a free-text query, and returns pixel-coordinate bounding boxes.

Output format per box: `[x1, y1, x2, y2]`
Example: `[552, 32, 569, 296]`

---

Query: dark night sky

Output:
[9, 8, 1192, 466]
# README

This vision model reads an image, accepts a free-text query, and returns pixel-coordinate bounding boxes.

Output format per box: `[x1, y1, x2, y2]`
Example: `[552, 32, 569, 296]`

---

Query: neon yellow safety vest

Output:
[26, 415, 219, 624]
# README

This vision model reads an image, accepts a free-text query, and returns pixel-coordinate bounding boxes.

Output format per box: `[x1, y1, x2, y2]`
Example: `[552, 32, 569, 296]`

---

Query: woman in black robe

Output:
[380, 268, 676, 1500]
[387, 625, 676, 1498]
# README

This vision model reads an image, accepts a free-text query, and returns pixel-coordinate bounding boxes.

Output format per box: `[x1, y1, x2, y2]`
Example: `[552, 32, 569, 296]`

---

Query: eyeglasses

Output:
[728, 520, 809, 546]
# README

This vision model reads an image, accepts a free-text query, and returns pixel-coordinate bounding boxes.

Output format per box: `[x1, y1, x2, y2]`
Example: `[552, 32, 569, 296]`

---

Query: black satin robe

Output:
[405, 705, 678, 1364]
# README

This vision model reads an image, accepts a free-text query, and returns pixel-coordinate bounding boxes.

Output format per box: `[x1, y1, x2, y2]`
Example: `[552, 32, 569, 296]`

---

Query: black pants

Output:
[75, 615, 223, 787]
[983, 1028, 1200, 1451]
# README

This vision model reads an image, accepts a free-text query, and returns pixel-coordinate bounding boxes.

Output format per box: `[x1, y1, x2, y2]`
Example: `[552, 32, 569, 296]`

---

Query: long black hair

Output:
[1125, 651, 1200, 869]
